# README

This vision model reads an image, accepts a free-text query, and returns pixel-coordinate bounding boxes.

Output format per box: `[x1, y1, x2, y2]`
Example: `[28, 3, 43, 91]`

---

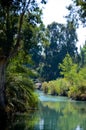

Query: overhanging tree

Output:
[72, 0, 86, 26]
[0, 0, 46, 111]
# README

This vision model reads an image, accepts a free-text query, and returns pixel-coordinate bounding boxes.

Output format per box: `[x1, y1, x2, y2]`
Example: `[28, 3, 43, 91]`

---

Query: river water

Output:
[9, 90, 86, 130]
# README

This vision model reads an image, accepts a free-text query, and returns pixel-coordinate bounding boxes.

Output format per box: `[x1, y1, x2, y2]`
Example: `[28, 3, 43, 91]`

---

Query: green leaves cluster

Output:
[0, 0, 47, 57]
[42, 78, 70, 96]
[59, 53, 86, 100]
[6, 50, 39, 112]
[59, 53, 78, 83]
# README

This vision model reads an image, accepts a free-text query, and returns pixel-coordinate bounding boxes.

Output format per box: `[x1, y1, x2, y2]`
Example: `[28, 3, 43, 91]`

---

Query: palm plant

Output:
[6, 50, 38, 113]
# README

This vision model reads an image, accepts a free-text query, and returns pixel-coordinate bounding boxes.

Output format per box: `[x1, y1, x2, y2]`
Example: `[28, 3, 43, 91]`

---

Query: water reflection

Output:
[8, 91, 86, 130]
[38, 101, 86, 130]
[76, 125, 83, 130]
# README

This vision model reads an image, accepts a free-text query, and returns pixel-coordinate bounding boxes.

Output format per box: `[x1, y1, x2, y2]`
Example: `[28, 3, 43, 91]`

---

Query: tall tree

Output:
[29, 24, 49, 80]
[66, 0, 86, 63]
[0, 0, 46, 113]
[40, 22, 78, 81]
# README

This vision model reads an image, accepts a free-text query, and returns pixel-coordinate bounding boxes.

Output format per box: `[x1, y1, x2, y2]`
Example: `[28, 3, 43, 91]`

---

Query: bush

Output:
[42, 78, 70, 96]
[42, 82, 48, 94]
[68, 80, 86, 101]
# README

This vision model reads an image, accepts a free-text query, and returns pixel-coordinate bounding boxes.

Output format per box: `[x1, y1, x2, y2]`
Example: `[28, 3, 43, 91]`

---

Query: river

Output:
[9, 90, 86, 130]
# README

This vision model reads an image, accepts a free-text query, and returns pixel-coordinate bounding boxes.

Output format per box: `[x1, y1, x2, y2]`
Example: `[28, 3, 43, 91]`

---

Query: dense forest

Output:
[0, 0, 86, 123]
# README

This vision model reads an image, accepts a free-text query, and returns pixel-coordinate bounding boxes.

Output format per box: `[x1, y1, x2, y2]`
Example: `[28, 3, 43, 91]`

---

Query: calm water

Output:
[9, 90, 86, 130]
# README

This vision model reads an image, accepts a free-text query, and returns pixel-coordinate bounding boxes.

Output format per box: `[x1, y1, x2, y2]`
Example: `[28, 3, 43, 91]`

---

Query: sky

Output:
[41, 0, 86, 51]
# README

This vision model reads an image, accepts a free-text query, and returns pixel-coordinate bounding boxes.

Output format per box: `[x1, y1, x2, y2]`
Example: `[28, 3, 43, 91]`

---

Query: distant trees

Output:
[32, 0, 86, 82]
[36, 21, 78, 81]
[35, 1, 86, 100]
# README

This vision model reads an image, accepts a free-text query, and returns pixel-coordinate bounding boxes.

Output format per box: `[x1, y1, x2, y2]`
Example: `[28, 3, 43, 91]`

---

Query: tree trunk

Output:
[0, 57, 7, 109]
[0, 57, 8, 127]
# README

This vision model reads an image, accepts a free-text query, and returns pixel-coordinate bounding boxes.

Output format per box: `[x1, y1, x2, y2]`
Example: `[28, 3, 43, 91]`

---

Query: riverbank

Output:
[38, 78, 86, 101]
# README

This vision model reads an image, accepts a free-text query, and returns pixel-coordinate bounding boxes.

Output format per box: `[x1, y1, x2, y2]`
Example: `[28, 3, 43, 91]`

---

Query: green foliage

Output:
[0, 0, 47, 112]
[22, 9, 45, 53]
[59, 53, 73, 76]
[42, 53, 86, 101]
[59, 53, 86, 100]
[29, 23, 50, 68]
[73, 0, 86, 25]
[38, 21, 78, 81]
[59, 53, 78, 84]
[54, 78, 70, 96]
[0, 0, 47, 57]
[10, 112, 40, 130]
[42, 78, 70, 96]
[68, 78, 86, 101]
[6, 51, 39, 112]
[80, 42, 86, 67]
[67, 0, 86, 26]
[42, 82, 48, 93]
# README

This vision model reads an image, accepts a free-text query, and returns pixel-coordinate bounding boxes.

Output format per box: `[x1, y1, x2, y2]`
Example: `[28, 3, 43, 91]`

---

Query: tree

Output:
[72, 0, 86, 25]
[79, 41, 86, 67]
[59, 53, 78, 84]
[29, 24, 50, 80]
[0, 0, 46, 114]
[40, 22, 78, 81]
[66, 1, 86, 64]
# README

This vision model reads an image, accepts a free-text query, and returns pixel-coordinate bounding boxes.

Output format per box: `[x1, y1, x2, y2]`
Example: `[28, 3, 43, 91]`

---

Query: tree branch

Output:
[9, 0, 31, 58]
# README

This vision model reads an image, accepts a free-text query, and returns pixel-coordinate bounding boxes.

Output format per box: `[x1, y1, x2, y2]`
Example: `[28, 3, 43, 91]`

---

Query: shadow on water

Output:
[2, 91, 86, 130]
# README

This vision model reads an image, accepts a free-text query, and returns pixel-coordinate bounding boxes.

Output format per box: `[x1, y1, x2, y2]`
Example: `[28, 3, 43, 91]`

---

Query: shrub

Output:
[42, 82, 48, 94]
[42, 78, 70, 96]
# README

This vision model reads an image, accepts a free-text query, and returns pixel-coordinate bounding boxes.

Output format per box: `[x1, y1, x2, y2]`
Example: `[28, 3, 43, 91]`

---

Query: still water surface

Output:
[10, 90, 86, 130]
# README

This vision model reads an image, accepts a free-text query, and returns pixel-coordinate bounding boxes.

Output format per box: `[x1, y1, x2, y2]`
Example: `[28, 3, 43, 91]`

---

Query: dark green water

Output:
[9, 90, 86, 130]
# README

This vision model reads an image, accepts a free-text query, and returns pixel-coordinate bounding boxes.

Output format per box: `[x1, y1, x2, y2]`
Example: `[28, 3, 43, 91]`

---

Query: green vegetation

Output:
[0, 0, 47, 121]
[42, 53, 86, 101]
[42, 78, 70, 96]
[6, 50, 39, 113]
[0, 0, 86, 125]
[32, 21, 78, 81]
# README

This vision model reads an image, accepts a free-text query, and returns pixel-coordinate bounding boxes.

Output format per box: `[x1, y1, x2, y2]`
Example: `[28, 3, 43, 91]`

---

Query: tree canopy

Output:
[0, 0, 47, 120]
[0, 0, 46, 58]
[34, 21, 78, 81]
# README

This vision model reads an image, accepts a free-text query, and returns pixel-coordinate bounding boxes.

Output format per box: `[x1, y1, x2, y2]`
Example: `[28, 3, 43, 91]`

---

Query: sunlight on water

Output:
[38, 90, 70, 102]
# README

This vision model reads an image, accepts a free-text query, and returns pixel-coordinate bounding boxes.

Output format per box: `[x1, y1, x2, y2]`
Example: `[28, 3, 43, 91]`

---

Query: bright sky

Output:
[42, 0, 86, 51]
